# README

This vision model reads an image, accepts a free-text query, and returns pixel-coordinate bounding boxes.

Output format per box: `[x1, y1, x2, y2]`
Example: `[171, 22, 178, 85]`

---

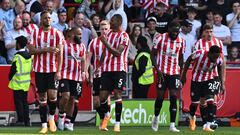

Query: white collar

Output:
[18, 48, 26, 52]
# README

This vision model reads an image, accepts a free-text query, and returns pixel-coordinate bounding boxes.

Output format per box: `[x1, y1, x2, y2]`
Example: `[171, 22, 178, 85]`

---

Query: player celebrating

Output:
[191, 24, 226, 130]
[87, 20, 111, 131]
[98, 14, 129, 132]
[151, 21, 185, 132]
[57, 27, 86, 131]
[181, 45, 225, 132]
[27, 10, 64, 134]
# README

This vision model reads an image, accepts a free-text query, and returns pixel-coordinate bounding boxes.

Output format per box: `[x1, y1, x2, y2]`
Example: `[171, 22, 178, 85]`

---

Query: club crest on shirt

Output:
[122, 37, 127, 42]
[115, 37, 119, 42]
[43, 43, 48, 47]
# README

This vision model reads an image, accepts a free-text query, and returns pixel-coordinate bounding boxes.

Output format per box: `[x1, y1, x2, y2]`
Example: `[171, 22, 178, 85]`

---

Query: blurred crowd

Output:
[0, 0, 240, 66]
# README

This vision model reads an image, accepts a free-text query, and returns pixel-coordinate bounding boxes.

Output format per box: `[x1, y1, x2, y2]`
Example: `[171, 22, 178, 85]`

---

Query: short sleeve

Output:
[56, 30, 64, 45]
[29, 29, 36, 46]
[181, 39, 186, 54]
[226, 27, 231, 37]
[153, 34, 162, 50]
[191, 50, 202, 60]
[88, 39, 94, 53]
[120, 32, 129, 46]
[218, 40, 224, 54]
[193, 40, 200, 52]
[226, 13, 233, 23]
[80, 43, 86, 57]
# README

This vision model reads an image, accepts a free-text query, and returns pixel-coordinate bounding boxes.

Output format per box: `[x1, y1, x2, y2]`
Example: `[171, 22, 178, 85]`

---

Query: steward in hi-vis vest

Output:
[132, 36, 153, 98]
[135, 52, 154, 85]
[8, 36, 32, 127]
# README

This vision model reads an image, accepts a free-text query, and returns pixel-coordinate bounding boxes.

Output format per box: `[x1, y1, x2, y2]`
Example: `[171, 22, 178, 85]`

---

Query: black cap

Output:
[15, 36, 28, 48]
[187, 7, 197, 13]
[57, 7, 67, 14]
[181, 20, 192, 27]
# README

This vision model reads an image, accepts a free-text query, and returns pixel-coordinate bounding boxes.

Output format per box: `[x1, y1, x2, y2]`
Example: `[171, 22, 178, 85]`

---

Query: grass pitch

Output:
[0, 126, 240, 135]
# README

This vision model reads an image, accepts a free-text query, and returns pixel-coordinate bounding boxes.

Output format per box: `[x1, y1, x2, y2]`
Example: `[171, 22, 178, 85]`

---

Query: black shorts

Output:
[157, 74, 181, 91]
[101, 71, 126, 92]
[190, 79, 217, 102]
[92, 77, 101, 96]
[35, 72, 58, 93]
[213, 77, 221, 95]
[58, 79, 82, 99]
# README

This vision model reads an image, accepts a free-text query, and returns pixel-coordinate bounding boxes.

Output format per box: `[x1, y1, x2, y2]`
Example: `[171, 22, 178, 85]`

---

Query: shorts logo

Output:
[61, 83, 64, 88]
[175, 79, 181, 88]
[55, 81, 59, 88]
[50, 35, 54, 40]
[191, 92, 195, 96]
[76, 83, 82, 94]
[158, 83, 162, 88]
[118, 79, 123, 88]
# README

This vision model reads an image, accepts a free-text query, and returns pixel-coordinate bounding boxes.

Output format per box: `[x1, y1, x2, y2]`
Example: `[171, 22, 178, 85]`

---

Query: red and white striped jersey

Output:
[153, 33, 186, 75]
[30, 27, 64, 73]
[23, 23, 38, 36]
[61, 40, 86, 82]
[191, 50, 223, 82]
[88, 37, 105, 78]
[102, 30, 129, 72]
[194, 37, 223, 77]
[141, 0, 169, 17]
[194, 37, 223, 52]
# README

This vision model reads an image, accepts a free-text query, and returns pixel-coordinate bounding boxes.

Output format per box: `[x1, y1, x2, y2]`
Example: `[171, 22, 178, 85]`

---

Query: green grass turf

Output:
[0, 126, 240, 135]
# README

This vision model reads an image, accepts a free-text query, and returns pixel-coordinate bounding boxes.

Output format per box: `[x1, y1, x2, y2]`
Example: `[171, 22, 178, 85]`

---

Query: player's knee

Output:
[74, 99, 79, 107]
[200, 98, 206, 106]
[49, 97, 57, 102]
[39, 100, 47, 106]
[155, 97, 164, 104]
[100, 96, 108, 103]
[199, 103, 206, 108]
[93, 100, 100, 108]
[115, 98, 122, 104]
[61, 93, 70, 102]
[191, 102, 199, 107]
[206, 99, 214, 105]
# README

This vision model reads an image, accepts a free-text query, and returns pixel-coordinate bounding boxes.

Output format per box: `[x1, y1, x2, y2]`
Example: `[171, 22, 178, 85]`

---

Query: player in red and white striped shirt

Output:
[27, 11, 64, 134]
[191, 24, 226, 131]
[86, 20, 111, 131]
[57, 27, 86, 131]
[194, 24, 225, 78]
[101, 29, 129, 72]
[22, 11, 38, 38]
[98, 14, 129, 132]
[181, 46, 225, 132]
[151, 21, 185, 132]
